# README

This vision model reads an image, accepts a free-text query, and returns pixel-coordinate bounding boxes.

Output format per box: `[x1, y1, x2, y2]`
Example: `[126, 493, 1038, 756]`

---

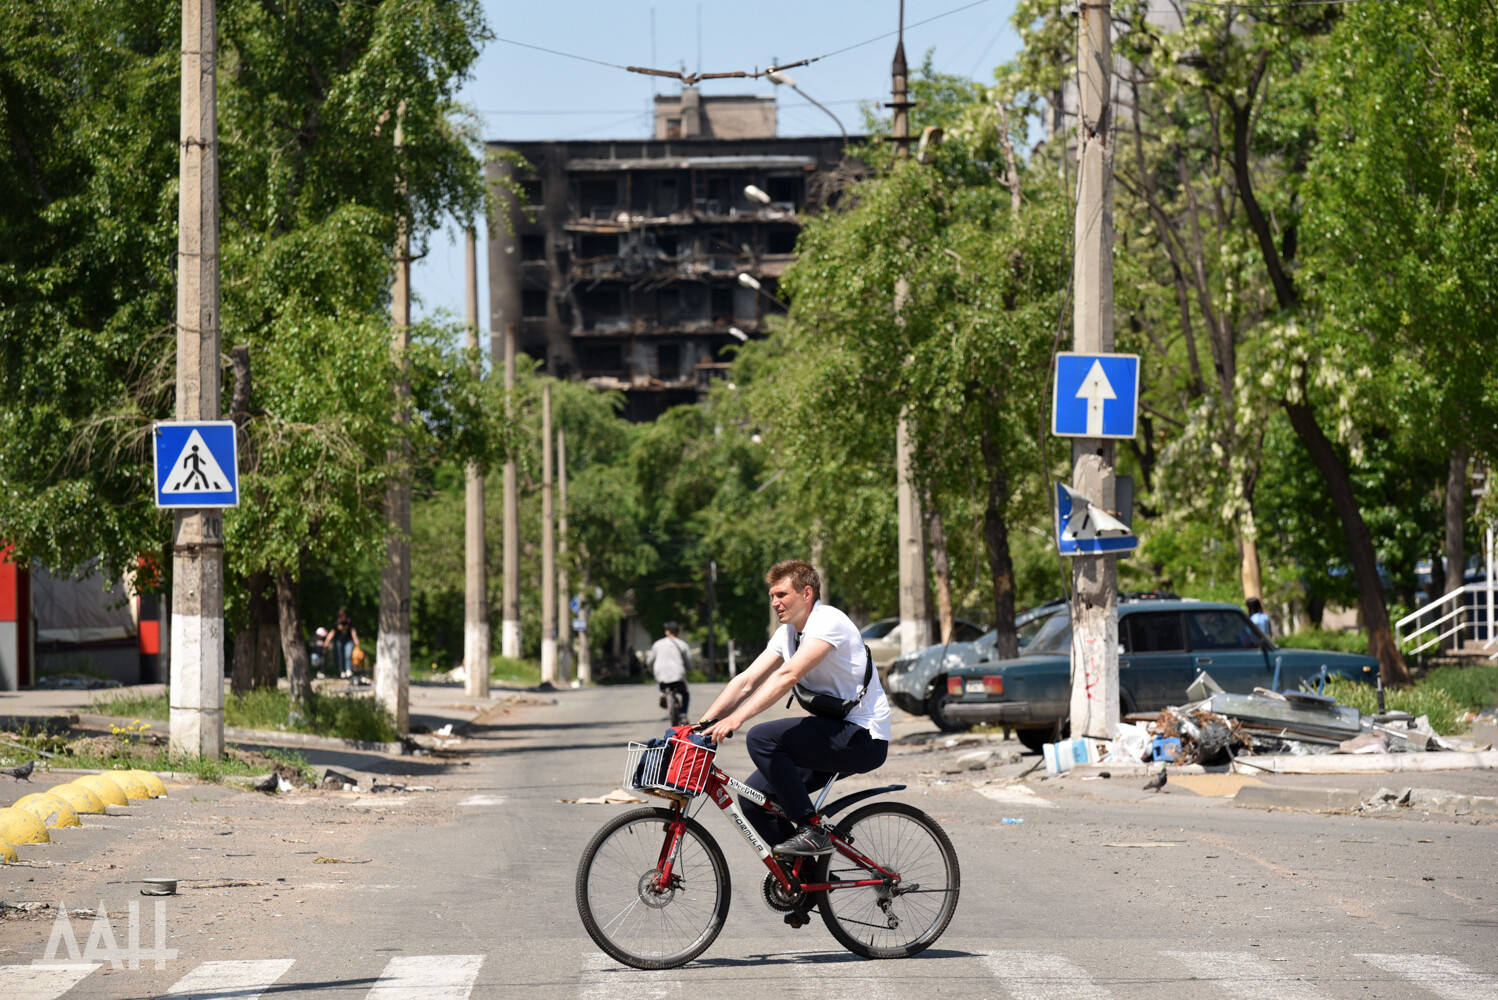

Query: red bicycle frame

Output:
[649, 762, 898, 895]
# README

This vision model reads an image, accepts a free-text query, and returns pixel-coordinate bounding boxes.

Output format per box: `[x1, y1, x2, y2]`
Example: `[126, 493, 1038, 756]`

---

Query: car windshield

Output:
[1016, 616, 1047, 649]
[1023, 613, 1072, 655]
[860, 619, 898, 640]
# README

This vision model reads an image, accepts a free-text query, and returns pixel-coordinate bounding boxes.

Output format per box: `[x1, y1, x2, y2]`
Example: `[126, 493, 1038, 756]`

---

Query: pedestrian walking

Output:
[1247, 596, 1273, 638]
[327, 609, 360, 678]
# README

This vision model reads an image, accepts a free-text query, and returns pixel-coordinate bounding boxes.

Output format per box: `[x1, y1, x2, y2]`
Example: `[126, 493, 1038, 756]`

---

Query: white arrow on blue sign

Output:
[154, 421, 239, 508]
[1055, 482, 1138, 556]
[1052, 352, 1140, 439]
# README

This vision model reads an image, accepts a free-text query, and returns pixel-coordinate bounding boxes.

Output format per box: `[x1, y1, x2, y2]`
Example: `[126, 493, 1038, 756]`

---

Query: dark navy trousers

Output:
[739, 715, 888, 846]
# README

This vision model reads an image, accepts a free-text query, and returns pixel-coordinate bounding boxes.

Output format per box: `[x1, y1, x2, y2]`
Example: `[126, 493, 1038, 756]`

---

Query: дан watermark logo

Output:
[35, 900, 179, 970]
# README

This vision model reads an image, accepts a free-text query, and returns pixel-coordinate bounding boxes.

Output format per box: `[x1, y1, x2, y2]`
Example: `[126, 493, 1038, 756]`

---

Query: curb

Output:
[1232, 750, 1498, 775]
[73, 714, 403, 755]
[1233, 786, 1364, 812]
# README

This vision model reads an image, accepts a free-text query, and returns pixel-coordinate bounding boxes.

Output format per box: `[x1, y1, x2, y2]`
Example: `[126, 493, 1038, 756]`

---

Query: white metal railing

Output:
[1397, 525, 1497, 660]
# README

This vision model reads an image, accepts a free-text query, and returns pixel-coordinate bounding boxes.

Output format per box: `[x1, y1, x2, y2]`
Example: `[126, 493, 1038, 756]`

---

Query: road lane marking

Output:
[578, 953, 680, 1000]
[980, 950, 1113, 1000]
[1359, 953, 1497, 1000]
[0, 964, 99, 1000]
[164, 959, 295, 999]
[458, 795, 506, 806]
[366, 955, 484, 999]
[1161, 951, 1331, 1000]
[975, 786, 1055, 809]
[789, 948, 902, 999]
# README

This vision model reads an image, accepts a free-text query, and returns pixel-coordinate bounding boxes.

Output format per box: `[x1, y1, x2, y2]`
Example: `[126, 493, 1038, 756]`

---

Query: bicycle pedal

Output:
[784, 910, 811, 929]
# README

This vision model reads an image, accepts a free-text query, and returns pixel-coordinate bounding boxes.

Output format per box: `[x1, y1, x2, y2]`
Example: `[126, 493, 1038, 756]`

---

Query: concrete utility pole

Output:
[557, 426, 572, 685]
[376, 103, 412, 733]
[540, 383, 558, 685]
[464, 229, 490, 698]
[501, 323, 521, 659]
[170, 0, 224, 759]
[1068, 0, 1121, 740]
[890, 7, 932, 655]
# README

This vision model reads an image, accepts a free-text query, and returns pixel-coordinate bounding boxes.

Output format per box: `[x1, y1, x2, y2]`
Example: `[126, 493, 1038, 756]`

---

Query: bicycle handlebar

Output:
[692, 719, 732, 740]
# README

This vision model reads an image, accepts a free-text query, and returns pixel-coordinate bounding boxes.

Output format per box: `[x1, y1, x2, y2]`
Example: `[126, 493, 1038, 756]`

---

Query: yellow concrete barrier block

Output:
[0, 806, 50, 844]
[0, 840, 16, 863]
[12, 793, 82, 829]
[74, 775, 129, 807]
[100, 771, 150, 801]
[49, 783, 106, 815]
[129, 770, 168, 798]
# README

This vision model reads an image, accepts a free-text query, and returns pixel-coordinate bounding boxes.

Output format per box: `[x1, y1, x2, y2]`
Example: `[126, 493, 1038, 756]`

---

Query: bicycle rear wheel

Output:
[575, 806, 731, 969]
[816, 801, 960, 959]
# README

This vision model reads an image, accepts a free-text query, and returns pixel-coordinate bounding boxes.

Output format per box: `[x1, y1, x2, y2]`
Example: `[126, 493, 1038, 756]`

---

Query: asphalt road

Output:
[3, 681, 1497, 999]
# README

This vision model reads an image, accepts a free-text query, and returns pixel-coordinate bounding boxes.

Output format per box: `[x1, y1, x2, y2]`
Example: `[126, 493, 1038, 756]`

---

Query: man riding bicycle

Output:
[648, 621, 692, 722]
[701, 560, 890, 858]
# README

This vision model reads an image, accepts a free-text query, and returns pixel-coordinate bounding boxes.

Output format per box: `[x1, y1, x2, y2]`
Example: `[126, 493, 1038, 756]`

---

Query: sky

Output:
[410, 0, 1023, 329]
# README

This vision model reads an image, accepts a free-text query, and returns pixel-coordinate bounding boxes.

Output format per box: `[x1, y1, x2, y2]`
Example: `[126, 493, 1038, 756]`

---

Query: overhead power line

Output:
[491, 0, 996, 87]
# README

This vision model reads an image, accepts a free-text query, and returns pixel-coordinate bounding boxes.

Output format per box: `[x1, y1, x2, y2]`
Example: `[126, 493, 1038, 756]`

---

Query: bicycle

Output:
[666, 685, 686, 728]
[575, 722, 960, 969]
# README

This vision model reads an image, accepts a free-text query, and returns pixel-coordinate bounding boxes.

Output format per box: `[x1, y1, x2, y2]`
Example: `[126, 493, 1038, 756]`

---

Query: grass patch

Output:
[0, 728, 315, 785]
[1277, 629, 1370, 655]
[1321, 676, 1465, 735]
[490, 655, 541, 687]
[1421, 663, 1498, 714]
[92, 688, 400, 743]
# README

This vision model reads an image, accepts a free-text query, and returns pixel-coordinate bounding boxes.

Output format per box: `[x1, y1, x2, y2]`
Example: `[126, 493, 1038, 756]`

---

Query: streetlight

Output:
[768, 69, 847, 143]
[737, 273, 761, 291]
[745, 185, 771, 205]
[728, 326, 748, 342]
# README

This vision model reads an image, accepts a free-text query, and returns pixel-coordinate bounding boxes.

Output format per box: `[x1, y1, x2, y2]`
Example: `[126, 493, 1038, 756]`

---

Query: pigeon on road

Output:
[1, 759, 36, 781]
[1142, 766, 1167, 793]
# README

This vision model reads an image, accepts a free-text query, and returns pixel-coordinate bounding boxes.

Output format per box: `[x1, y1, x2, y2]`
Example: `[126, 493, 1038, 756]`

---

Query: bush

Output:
[1421, 663, 1498, 715]
[1277, 629, 1370, 655]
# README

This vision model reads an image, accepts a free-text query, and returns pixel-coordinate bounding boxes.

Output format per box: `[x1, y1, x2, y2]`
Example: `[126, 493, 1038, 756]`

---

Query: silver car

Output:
[885, 600, 1065, 731]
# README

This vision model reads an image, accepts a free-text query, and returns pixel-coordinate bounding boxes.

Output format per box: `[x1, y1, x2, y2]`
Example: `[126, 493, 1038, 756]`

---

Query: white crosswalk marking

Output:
[980, 950, 1114, 1000]
[1161, 951, 1331, 1000]
[1359, 953, 1498, 1000]
[163, 959, 295, 1000]
[789, 948, 903, 1000]
[366, 955, 484, 1000]
[578, 952, 680, 1000]
[0, 965, 99, 1000]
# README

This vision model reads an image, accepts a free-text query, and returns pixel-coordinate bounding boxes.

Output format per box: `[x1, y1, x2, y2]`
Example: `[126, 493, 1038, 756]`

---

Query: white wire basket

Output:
[624, 734, 718, 797]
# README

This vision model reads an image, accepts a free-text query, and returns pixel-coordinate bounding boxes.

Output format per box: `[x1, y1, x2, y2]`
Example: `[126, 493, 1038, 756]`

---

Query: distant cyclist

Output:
[702, 560, 890, 857]
[648, 621, 692, 723]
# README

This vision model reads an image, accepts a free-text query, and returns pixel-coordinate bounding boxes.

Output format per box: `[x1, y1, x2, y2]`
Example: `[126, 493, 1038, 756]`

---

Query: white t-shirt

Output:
[769, 602, 892, 742]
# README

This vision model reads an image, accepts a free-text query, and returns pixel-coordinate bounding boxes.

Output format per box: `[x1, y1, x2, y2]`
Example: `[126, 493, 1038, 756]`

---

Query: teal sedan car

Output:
[942, 599, 1379, 752]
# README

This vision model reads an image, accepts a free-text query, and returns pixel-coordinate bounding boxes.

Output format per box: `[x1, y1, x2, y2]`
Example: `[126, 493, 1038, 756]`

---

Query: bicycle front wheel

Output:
[816, 801, 960, 959]
[575, 806, 731, 969]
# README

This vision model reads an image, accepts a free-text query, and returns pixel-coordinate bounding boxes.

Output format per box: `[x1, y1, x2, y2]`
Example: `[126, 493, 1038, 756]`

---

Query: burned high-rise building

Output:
[486, 87, 859, 421]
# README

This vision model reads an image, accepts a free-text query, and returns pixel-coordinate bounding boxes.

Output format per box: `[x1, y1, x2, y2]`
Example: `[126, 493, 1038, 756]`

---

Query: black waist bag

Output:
[787, 642, 875, 720]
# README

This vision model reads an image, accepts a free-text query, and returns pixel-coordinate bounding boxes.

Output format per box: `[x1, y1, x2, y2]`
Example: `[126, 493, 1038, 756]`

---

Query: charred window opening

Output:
[710, 285, 733, 321]
[579, 178, 618, 218]
[655, 177, 679, 215]
[521, 288, 547, 318]
[520, 235, 546, 261]
[657, 344, 681, 380]
[580, 286, 624, 327]
[657, 232, 679, 257]
[766, 229, 798, 254]
[519, 179, 543, 205]
[578, 342, 623, 374]
[578, 233, 617, 259]
[766, 175, 801, 208]
[658, 288, 681, 324]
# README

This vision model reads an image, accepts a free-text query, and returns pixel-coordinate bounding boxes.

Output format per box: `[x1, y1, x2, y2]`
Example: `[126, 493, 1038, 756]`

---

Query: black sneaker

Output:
[773, 824, 833, 857]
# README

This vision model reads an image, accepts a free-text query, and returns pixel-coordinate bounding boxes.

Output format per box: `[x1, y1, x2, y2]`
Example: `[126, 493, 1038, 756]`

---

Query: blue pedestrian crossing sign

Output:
[1052, 352, 1140, 439]
[1055, 482, 1137, 556]
[154, 421, 239, 508]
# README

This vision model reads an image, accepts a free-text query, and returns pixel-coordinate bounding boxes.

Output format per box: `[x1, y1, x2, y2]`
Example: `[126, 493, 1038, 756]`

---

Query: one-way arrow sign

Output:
[1052, 352, 1140, 439]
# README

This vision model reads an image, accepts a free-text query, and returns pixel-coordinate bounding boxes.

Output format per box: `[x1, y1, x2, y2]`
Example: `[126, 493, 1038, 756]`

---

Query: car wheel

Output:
[1016, 726, 1062, 754]
[925, 689, 972, 733]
